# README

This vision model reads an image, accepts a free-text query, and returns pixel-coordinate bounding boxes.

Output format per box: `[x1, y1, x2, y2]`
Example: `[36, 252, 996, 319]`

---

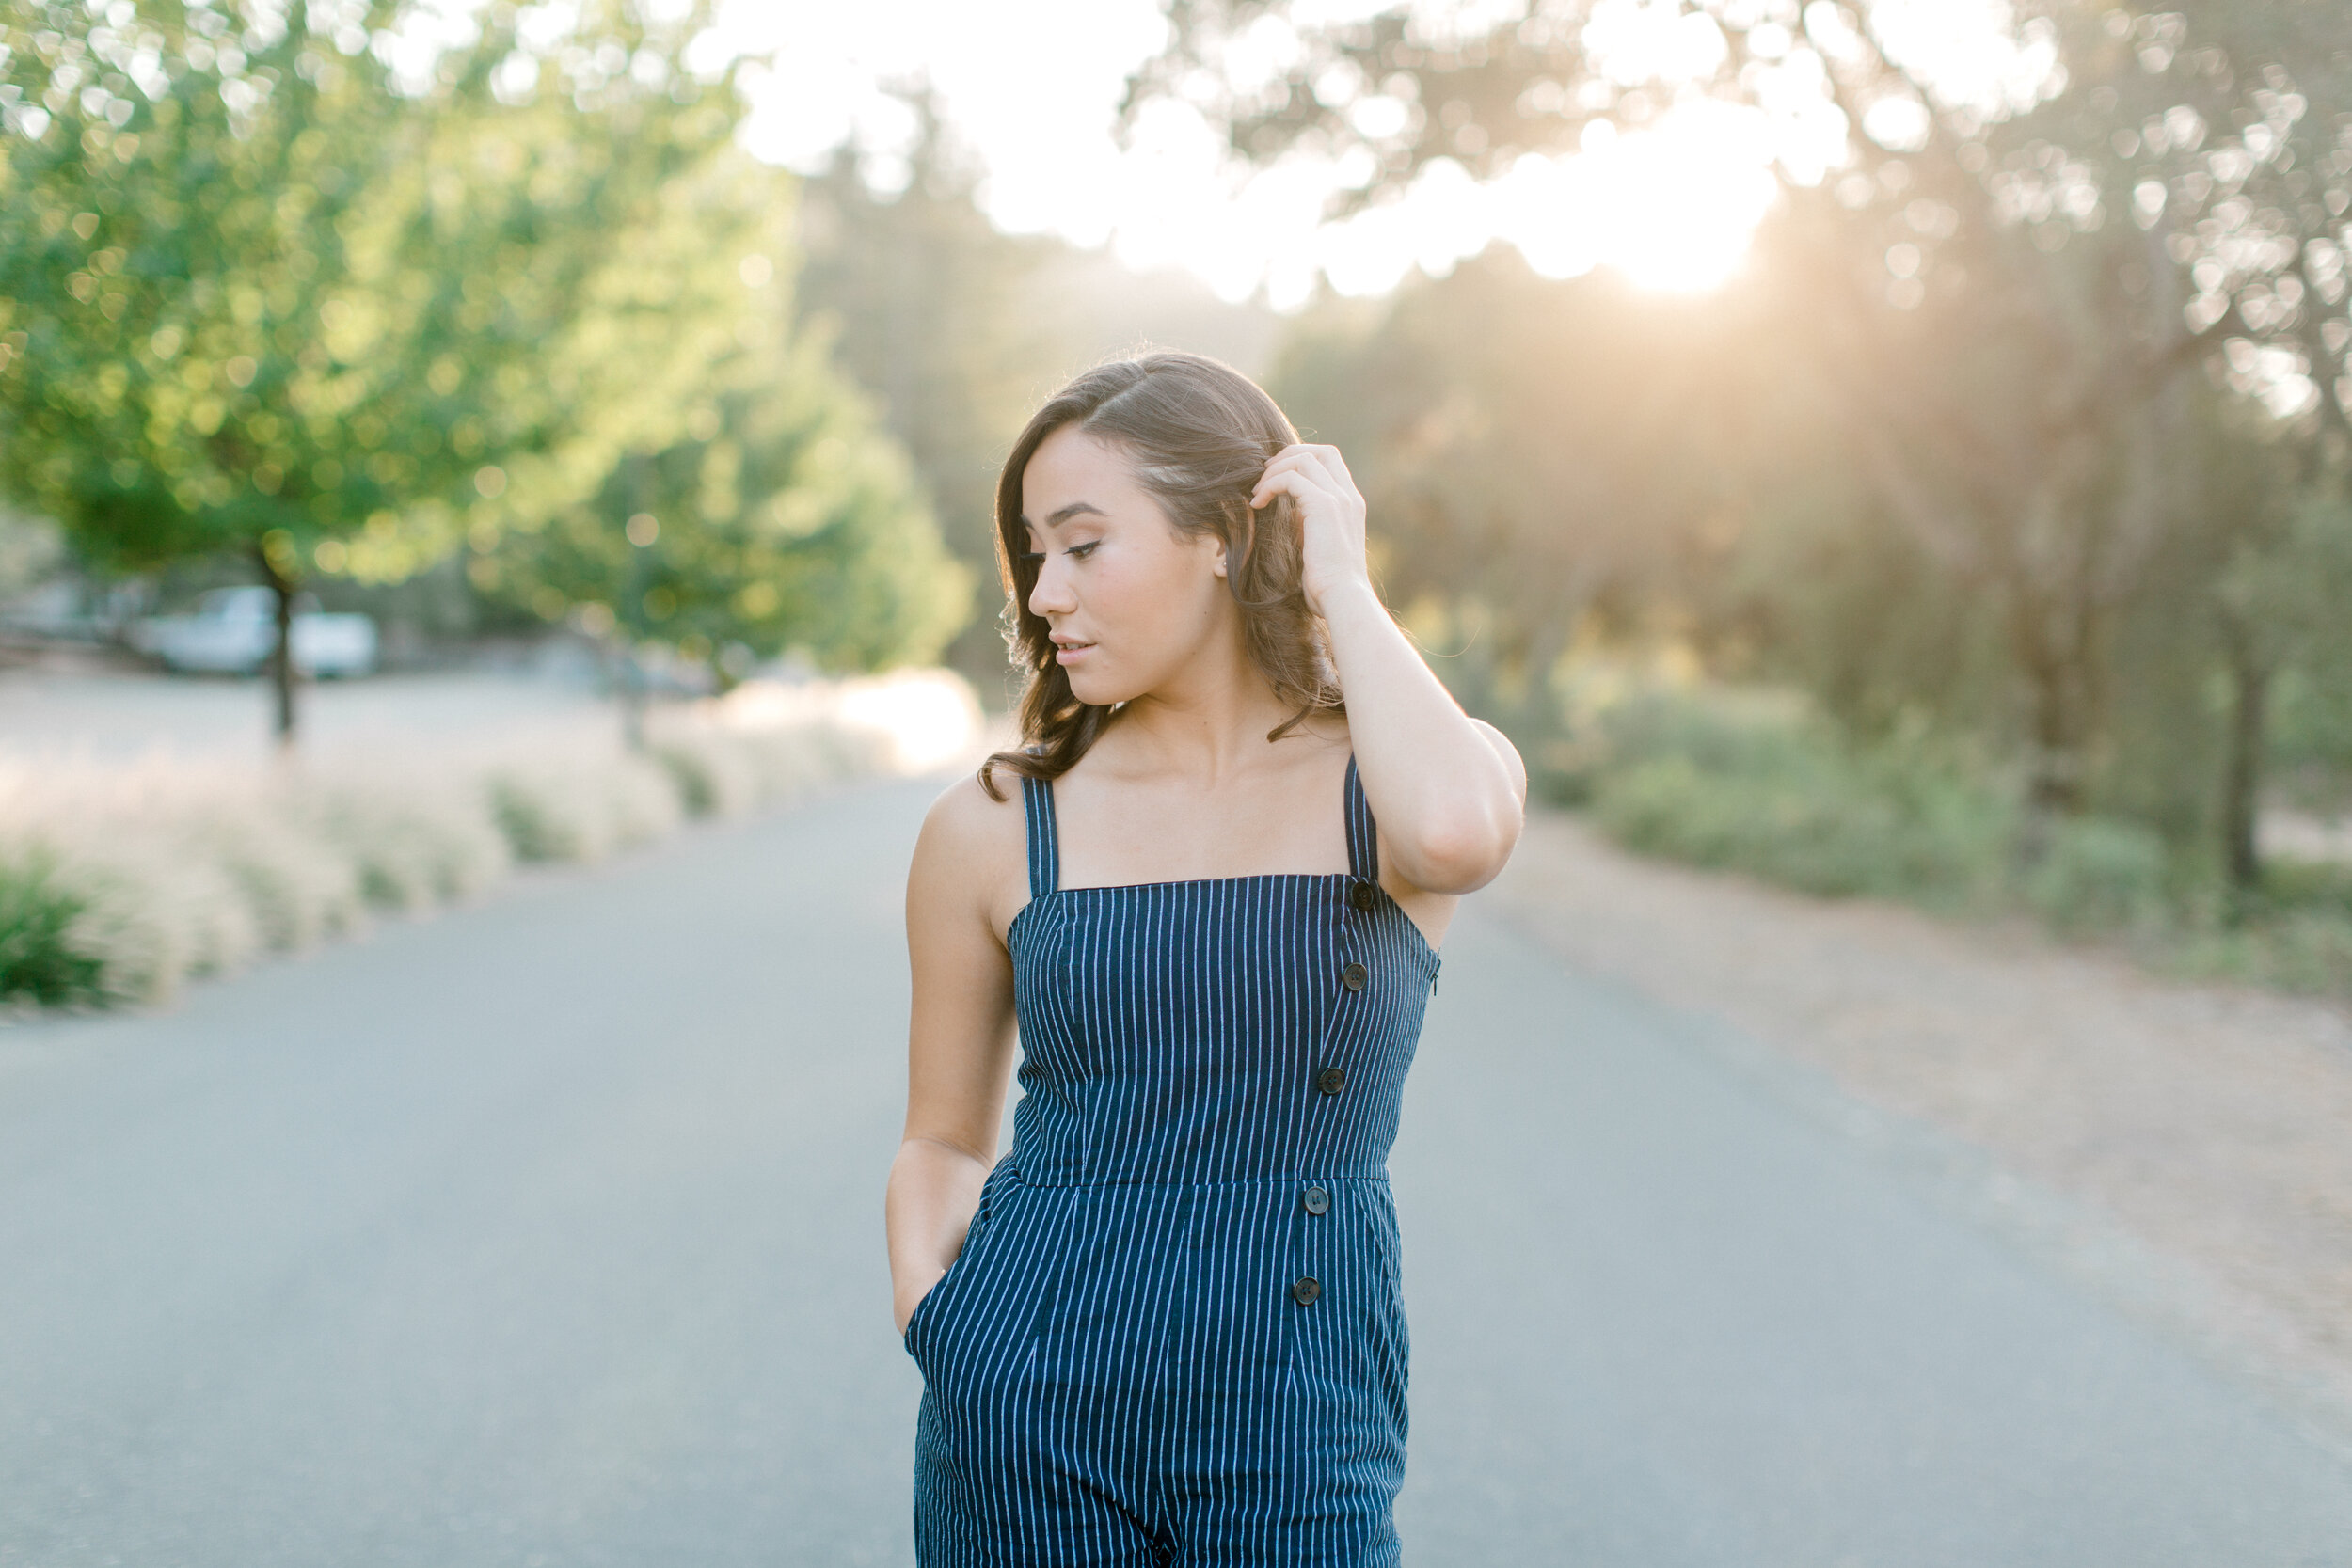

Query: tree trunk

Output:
[255, 542, 299, 747]
[2012, 591, 2094, 820]
[607, 636, 648, 752]
[622, 656, 648, 752]
[2218, 626, 2269, 900]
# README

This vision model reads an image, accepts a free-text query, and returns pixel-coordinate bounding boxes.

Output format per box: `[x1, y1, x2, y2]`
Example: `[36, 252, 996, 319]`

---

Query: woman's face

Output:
[1019, 424, 1233, 707]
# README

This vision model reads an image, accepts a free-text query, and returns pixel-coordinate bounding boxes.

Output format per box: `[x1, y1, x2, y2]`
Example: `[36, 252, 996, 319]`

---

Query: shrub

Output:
[35, 833, 262, 1005]
[1586, 689, 2010, 908]
[309, 782, 512, 912]
[738, 719, 884, 801]
[2024, 817, 2172, 935]
[0, 853, 105, 1007]
[485, 768, 602, 863]
[485, 752, 682, 863]
[2250, 909, 2352, 993]
[1565, 678, 2352, 998]
[650, 734, 759, 819]
[603, 753, 684, 849]
[2168, 862, 2352, 995]
[197, 812, 368, 952]
[0, 669, 977, 1011]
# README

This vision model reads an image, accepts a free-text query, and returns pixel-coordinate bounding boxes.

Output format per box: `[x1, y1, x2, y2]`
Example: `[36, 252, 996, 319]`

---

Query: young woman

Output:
[888, 352, 1525, 1565]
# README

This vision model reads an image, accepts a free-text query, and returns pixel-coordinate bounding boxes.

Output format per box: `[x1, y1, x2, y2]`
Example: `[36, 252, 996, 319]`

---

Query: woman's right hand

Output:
[895, 1264, 948, 1338]
[886, 1134, 987, 1338]
[889, 775, 1020, 1341]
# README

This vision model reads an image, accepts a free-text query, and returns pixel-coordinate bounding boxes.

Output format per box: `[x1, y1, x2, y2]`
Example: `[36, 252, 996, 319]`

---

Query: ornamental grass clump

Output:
[196, 810, 370, 954]
[483, 751, 681, 864]
[648, 733, 759, 820]
[306, 780, 513, 913]
[0, 670, 978, 1012]
[0, 852, 105, 1008]
[735, 719, 891, 802]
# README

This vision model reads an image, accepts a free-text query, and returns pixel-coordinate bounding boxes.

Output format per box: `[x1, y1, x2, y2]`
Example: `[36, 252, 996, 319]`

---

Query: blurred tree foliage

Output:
[1151, 0, 2352, 889]
[469, 312, 972, 699]
[792, 90, 1280, 701]
[1271, 252, 1774, 764]
[790, 103, 1071, 696]
[0, 0, 956, 739]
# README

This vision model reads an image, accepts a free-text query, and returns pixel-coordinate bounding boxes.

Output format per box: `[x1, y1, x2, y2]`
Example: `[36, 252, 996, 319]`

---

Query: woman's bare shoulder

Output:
[909, 768, 1031, 937]
[916, 769, 1026, 864]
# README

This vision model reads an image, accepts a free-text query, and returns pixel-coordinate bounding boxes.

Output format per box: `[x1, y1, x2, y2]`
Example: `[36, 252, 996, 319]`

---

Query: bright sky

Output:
[709, 0, 2039, 309]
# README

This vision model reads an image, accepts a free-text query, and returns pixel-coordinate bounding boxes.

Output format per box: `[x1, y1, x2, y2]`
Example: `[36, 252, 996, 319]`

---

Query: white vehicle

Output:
[131, 586, 378, 678]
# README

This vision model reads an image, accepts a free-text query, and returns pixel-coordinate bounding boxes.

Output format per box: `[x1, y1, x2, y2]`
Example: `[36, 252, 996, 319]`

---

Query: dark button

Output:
[1350, 880, 1376, 911]
[1342, 961, 1367, 991]
[1291, 1276, 1323, 1306]
[1316, 1066, 1347, 1096]
[1302, 1185, 1331, 1215]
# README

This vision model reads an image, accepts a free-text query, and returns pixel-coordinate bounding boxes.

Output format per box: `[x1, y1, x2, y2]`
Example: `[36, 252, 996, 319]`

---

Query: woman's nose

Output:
[1028, 558, 1075, 617]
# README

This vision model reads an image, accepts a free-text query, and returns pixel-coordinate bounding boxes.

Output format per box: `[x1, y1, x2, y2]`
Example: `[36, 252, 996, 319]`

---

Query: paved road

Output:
[4, 777, 2348, 1566]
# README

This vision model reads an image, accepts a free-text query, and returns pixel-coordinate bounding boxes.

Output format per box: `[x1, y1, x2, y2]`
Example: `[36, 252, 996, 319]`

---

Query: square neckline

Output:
[1005, 754, 1441, 962]
[1023, 752, 1375, 895]
[1005, 871, 1442, 968]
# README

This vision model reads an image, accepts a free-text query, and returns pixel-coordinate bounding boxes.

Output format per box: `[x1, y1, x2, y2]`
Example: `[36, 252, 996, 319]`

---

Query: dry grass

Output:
[0, 670, 977, 1009]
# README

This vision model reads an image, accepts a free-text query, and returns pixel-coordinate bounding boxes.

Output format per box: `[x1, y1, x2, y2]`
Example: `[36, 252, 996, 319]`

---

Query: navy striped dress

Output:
[905, 753, 1440, 1565]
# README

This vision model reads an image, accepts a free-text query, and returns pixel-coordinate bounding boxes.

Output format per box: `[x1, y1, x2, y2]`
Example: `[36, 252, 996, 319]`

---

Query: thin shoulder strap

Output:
[1021, 773, 1060, 898]
[1343, 752, 1378, 883]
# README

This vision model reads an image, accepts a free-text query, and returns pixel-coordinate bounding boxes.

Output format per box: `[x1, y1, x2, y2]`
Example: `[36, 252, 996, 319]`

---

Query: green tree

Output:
[792, 91, 1280, 699]
[791, 110, 1067, 692]
[1271, 251, 1770, 763]
[0, 0, 757, 741]
[1144, 0, 2352, 870]
[2154, 392, 2352, 895]
[469, 309, 973, 723]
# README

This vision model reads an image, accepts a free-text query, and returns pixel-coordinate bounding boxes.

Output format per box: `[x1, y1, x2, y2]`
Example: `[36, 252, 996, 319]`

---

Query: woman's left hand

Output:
[1251, 443, 1370, 618]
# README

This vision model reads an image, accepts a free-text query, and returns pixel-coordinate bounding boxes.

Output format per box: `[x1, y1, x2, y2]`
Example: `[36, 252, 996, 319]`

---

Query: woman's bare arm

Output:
[1252, 443, 1528, 895]
[886, 776, 1023, 1334]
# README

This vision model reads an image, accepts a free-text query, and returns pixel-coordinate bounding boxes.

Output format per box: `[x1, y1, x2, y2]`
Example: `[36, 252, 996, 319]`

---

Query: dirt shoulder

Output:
[1486, 809, 2352, 1426]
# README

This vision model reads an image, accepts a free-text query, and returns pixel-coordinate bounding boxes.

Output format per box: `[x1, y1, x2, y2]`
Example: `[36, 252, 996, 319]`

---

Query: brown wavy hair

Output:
[977, 352, 1343, 800]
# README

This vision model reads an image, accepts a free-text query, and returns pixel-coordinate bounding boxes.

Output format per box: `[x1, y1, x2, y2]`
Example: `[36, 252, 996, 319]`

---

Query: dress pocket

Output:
[1363, 1203, 1401, 1295]
[903, 1189, 994, 1356]
[1363, 1201, 1410, 1410]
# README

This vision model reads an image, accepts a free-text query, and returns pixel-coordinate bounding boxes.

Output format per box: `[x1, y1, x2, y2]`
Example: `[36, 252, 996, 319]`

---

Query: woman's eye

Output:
[1066, 542, 1100, 560]
[1017, 549, 1044, 563]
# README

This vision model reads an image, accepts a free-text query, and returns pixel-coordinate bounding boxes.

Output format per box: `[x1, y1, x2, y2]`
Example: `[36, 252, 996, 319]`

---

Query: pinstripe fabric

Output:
[907, 755, 1439, 1566]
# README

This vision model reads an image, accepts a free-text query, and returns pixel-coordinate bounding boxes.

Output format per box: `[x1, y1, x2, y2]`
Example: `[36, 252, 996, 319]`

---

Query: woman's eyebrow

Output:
[1021, 502, 1109, 531]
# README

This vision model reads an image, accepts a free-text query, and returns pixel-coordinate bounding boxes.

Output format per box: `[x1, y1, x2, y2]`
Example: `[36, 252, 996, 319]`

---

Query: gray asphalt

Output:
[3, 776, 2348, 1566]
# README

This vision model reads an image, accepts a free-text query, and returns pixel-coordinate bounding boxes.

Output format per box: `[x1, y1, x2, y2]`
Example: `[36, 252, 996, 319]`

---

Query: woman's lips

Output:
[1054, 641, 1093, 665]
